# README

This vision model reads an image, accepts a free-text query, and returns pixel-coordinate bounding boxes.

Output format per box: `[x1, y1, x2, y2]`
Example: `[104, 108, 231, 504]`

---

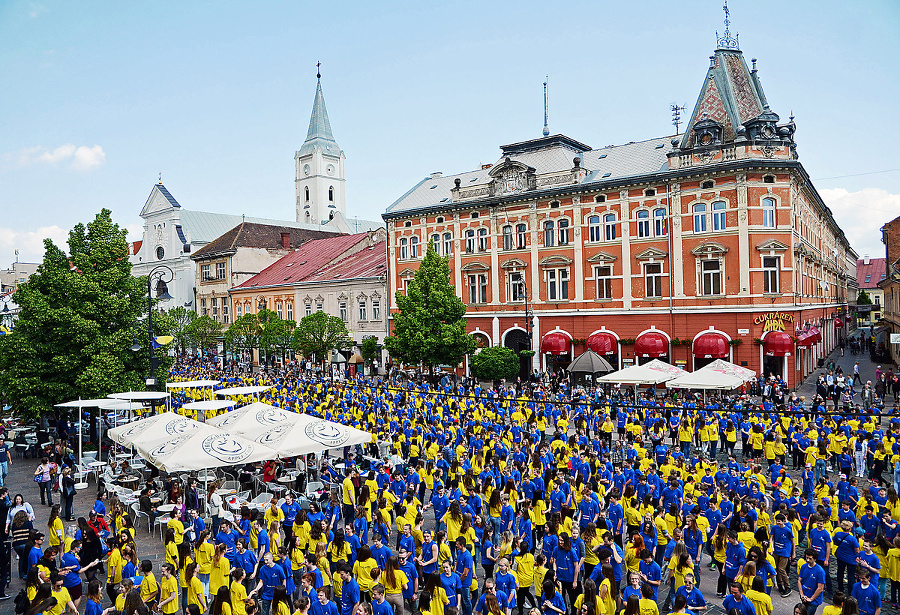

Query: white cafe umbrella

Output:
[181, 399, 236, 422]
[108, 412, 278, 473]
[597, 359, 686, 385]
[665, 370, 743, 391]
[216, 386, 272, 403]
[206, 402, 299, 436]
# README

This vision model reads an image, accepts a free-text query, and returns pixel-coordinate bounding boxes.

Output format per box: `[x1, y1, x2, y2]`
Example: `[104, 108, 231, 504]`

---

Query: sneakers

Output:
[780, 590, 792, 598]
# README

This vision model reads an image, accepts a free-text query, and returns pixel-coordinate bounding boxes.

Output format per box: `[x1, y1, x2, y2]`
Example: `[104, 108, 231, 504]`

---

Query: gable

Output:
[140, 185, 181, 217]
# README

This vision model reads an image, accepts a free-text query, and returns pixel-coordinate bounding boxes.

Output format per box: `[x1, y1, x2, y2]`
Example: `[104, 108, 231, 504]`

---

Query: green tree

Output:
[168, 305, 198, 354]
[224, 313, 259, 364]
[186, 315, 222, 353]
[361, 336, 379, 376]
[263, 315, 296, 364]
[858, 290, 873, 305]
[0, 209, 174, 416]
[292, 311, 351, 365]
[470, 346, 520, 382]
[384, 245, 476, 371]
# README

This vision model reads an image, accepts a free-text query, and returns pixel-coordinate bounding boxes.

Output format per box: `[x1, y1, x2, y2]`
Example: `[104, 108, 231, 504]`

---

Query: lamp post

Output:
[256, 294, 267, 370]
[138, 265, 174, 388]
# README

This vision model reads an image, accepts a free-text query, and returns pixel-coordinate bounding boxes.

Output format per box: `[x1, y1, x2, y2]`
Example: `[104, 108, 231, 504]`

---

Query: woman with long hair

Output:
[552, 533, 579, 612]
[382, 555, 409, 615]
[270, 586, 291, 615]
[352, 545, 379, 603]
[46, 505, 63, 563]
[597, 563, 618, 615]
[83, 580, 103, 615]
[211, 585, 232, 615]
[421, 571, 449, 615]
[27, 582, 56, 615]
[11, 510, 34, 579]
[511, 537, 536, 615]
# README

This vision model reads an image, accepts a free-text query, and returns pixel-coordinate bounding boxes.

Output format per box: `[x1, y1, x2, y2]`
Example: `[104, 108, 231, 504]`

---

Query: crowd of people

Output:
[7, 354, 900, 615]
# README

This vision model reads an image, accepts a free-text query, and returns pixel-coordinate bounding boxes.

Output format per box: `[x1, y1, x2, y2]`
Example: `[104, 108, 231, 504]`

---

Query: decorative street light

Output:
[133, 265, 174, 388]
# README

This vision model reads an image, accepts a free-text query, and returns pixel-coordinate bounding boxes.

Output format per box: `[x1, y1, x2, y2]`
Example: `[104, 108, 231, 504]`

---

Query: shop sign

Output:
[754, 311, 794, 332]
[737, 328, 749, 335]
[891, 333, 900, 345]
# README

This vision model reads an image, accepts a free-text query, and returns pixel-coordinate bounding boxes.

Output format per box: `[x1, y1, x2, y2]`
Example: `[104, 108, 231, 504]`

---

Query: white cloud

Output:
[820, 187, 900, 259]
[0, 225, 68, 267]
[3, 144, 106, 171]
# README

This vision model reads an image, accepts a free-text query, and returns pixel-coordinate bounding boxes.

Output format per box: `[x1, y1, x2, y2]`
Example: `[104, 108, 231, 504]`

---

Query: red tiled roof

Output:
[303, 242, 386, 282]
[236, 232, 373, 288]
[856, 257, 886, 289]
[130, 241, 142, 256]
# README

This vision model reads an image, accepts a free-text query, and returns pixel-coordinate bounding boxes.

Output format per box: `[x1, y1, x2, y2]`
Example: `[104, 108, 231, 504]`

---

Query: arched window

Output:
[431, 233, 440, 254]
[544, 220, 555, 247]
[712, 201, 726, 231]
[604, 214, 617, 241]
[558, 219, 570, 245]
[399, 237, 408, 260]
[693, 203, 707, 233]
[304, 186, 309, 202]
[410, 236, 419, 258]
[763, 197, 776, 228]
[654, 208, 667, 236]
[465, 229, 475, 253]
[443, 232, 453, 255]
[477, 228, 488, 252]
[636, 210, 650, 238]
[516, 223, 527, 249]
[502, 225, 514, 251]
[588, 215, 601, 242]
[328, 186, 334, 202]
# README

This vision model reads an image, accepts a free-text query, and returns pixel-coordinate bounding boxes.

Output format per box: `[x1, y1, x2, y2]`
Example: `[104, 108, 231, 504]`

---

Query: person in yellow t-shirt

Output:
[167, 509, 185, 545]
[159, 564, 180, 615]
[139, 560, 160, 608]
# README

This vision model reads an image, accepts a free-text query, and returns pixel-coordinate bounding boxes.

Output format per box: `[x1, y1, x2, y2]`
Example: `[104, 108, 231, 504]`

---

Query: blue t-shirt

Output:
[540, 592, 566, 615]
[639, 560, 662, 600]
[799, 563, 826, 607]
[84, 600, 102, 615]
[341, 579, 360, 615]
[721, 595, 756, 615]
[770, 524, 793, 557]
[258, 564, 286, 600]
[440, 572, 462, 607]
[851, 582, 882, 615]
[553, 547, 577, 583]
[61, 552, 82, 588]
[455, 548, 474, 587]
[833, 531, 860, 564]
[372, 600, 394, 615]
[311, 600, 340, 615]
[675, 585, 707, 610]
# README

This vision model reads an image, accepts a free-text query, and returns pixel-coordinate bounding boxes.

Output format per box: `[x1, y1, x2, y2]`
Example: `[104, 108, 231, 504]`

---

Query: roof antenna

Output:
[671, 103, 686, 135]
[542, 76, 550, 137]
[316, 61, 321, 81]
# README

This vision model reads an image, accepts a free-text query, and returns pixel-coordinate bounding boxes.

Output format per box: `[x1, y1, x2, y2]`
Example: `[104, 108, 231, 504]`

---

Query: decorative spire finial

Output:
[715, 0, 740, 50]
[542, 76, 549, 137]
[316, 61, 321, 80]
[158, 171, 162, 184]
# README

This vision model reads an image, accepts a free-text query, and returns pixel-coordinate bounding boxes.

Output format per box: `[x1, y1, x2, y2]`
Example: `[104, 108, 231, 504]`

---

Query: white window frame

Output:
[595, 265, 612, 299]
[305, 302, 312, 317]
[431, 233, 440, 255]
[645, 262, 663, 298]
[443, 232, 453, 255]
[339, 301, 348, 321]
[636, 210, 650, 238]
[762, 197, 776, 228]
[468, 274, 487, 304]
[502, 225, 514, 251]
[693, 203, 707, 233]
[516, 224, 527, 249]
[315, 301, 323, 312]
[216, 262, 226, 279]
[558, 219, 570, 245]
[588, 215, 601, 242]
[286, 302, 292, 321]
[763, 256, 780, 293]
[509, 271, 525, 303]
[372, 299, 381, 320]
[654, 208, 667, 237]
[235, 303, 242, 317]
[223, 302, 230, 324]
[465, 229, 475, 254]
[201, 264, 210, 281]
[544, 220, 555, 247]
[604, 214, 617, 241]
[410, 236, 419, 259]
[399, 237, 408, 260]
[276, 302, 282, 319]
[547, 268, 569, 301]
[477, 228, 488, 252]
[358, 300, 367, 321]
[712, 201, 726, 231]
[701, 258, 722, 295]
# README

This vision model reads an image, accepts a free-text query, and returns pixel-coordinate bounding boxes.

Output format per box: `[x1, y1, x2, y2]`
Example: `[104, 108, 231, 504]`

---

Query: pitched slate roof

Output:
[190, 222, 339, 260]
[298, 80, 341, 158]
[235, 232, 372, 289]
[679, 48, 769, 148]
[302, 241, 386, 282]
[384, 135, 672, 216]
[857, 257, 886, 290]
[178, 210, 341, 245]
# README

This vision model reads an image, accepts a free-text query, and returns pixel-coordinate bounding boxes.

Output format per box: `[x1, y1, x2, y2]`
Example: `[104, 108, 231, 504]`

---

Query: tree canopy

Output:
[857, 290, 873, 305]
[0, 209, 173, 416]
[292, 310, 351, 363]
[470, 346, 519, 382]
[384, 245, 476, 369]
[186, 314, 222, 352]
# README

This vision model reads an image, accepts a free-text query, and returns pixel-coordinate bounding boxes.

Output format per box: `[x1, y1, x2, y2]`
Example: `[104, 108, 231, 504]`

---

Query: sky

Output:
[1, 0, 899, 269]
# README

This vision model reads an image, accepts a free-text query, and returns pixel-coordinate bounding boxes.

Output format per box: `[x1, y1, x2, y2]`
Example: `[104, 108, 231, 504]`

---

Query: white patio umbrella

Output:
[596, 359, 686, 385]
[181, 400, 236, 422]
[665, 370, 744, 390]
[108, 412, 279, 473]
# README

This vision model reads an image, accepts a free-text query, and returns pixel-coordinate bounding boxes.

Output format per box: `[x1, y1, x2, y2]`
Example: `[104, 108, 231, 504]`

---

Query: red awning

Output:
[808, 327, 821, 343]
[834, 318, 844, 328]
[692, 332, 729, 358]
[795, 331, 815, 347]
[634, 331, 669, 358]
[540, 332, 571, 355]
[587, 332, 618, 355]
[764, 331, 793, 357]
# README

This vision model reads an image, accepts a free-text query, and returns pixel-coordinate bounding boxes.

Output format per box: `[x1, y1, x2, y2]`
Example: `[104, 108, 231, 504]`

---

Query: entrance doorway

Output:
[504, 329, 532, 380]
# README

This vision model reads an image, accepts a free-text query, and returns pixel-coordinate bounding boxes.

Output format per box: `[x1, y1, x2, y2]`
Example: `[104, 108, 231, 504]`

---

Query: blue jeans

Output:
[460, 585, 472, 615]
[260, 598, 272, 615]
[488, 517, 501, 544]
[0, 461, 7, 486]
[38, 480, 52, 505]
[815, 459, 827, 483]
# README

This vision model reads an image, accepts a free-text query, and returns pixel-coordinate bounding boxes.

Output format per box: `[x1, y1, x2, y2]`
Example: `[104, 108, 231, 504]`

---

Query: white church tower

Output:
[295, 71, 346, 225]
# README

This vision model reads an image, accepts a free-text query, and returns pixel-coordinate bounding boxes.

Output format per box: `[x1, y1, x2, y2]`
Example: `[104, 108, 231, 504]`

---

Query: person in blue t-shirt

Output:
[832, 520, 860, 594]
[538, 580, 566, 615]
[454, 537, 474, 615]
[721, 582, 756, 615]
[338, 564, 361, 615]
[675, 574, 707, 612]
[639, 549, 662, 601]
[371, 585, 394, 615]
[253, 552, 286, 615]
[798, 549, 826, 615]
[770, 513, 794, 596]
[851, 569, 882, 615]
[311, 587, 340, 615]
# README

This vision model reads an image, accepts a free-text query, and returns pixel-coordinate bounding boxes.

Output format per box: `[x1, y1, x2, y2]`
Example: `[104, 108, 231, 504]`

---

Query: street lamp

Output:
[255, 294, 267, 370]
[134, 265, 174, 388]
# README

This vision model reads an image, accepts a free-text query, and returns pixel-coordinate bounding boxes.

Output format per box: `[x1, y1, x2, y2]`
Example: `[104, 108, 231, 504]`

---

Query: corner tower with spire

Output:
[295, 66, 346, 226]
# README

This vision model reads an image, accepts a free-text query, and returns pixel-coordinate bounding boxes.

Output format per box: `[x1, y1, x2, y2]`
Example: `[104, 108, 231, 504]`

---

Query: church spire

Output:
[299, 67, 340, 158]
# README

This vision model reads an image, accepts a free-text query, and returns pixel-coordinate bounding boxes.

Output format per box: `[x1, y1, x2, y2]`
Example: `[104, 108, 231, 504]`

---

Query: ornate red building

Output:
[382, 33, 856, 387]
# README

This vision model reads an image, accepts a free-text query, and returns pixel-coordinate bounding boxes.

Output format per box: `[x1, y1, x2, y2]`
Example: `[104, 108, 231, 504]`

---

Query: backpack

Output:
[13, 589, 28, 614]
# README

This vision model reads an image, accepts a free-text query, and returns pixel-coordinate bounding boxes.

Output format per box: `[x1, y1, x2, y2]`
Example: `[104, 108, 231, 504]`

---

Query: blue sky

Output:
[2, 0, 899, 268]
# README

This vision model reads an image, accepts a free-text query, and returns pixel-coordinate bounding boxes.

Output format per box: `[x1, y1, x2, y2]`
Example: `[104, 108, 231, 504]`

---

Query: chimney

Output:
[864, 254, 870, 265]
[281, 232, 291, 250]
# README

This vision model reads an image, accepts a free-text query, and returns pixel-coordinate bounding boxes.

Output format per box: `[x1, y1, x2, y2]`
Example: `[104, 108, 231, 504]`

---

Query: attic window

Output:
[595, 195, 606, 203]
[550, 201, 560, 209]
[470, 177, 478, 182]
[655, 143, 665, 149]
[598, 154, 607, 159]
[440, 198, 449, 203]
[436, 216, 444, 223]
[701, 180, 715, 189]
[285, 263, 293, 267]
[602, 173, 612, 178]
[644, 189, 656, 197]
[763, 175, 775, 184]
[404, 221, 412, 227]
[471, 212, 479, 219]
[430, 185, 438, 189]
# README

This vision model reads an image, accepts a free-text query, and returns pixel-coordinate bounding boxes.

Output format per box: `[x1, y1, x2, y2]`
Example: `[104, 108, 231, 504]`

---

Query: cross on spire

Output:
[716, 0, 740, 50]
[316, 61, 321, 80]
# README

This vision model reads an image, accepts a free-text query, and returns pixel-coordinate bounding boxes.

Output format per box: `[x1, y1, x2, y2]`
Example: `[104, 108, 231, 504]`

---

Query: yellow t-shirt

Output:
[187, 576, 205, 608]
[160, 576, 180, 614]
[141, 572, 160, 603]
[210, 555, 232, 596]
[47, 587, 71, 615]
[383, 569, 409, 595]
[196, 542, 215, 574]
[165, 541, 179, 568]
[231, 580, 249, 615]
[353, 558, 380, 592]
[107, 548, 123, 583]
[48, 518, 64, 547]
[639, 597, 660, 615]
[168, 518, 185, 544]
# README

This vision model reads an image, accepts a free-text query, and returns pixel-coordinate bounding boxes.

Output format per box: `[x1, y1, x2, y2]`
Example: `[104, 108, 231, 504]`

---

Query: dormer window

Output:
[701, 180, 715, 189]
[550, 201, 560, 209]
[437, 216, 444, 223]
[404, 220, 412, 228]
[595, 195, 606, 203]
[763, 175, 775, 184]
[644, 189, 656, 197]
[471, 212, 479, 219]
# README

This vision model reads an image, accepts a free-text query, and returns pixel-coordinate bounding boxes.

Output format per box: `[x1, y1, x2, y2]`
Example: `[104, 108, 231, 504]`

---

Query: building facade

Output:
[191, 222, 340, 326]
[878, 215, 900, 363]
[856, 256, 886, 327]
[0, 260, 38, 294]
[383, 37, 855, 387]
[229, 229, 388, 365]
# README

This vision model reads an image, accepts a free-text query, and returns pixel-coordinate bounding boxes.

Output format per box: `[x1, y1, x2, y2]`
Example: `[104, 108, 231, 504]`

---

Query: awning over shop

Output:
[634, 331, 669, 358]
[764, 331, 793, 357]
[692, 332, 729, 359]
[540, 332, 571, 355]
[587, 332, 618, 355]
